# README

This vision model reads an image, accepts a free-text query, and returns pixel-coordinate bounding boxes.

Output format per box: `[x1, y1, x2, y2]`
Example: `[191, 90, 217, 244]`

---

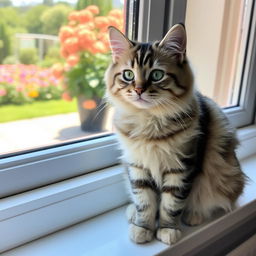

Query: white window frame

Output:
[0, 135, 120, 197]
[138, 0, 256, 128]
[0, 0, 256, 253]
[1, 0, 255, 197]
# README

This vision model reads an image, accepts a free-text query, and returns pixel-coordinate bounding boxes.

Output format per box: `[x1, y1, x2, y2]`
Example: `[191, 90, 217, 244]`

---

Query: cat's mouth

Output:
[131, 96, 152, 108]
[136, 97, 149, 103]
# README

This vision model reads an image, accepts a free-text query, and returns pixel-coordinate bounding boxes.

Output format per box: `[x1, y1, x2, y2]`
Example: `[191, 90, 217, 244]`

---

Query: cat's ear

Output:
[108, 26, 132, 63]
[159, 24, 187, 63]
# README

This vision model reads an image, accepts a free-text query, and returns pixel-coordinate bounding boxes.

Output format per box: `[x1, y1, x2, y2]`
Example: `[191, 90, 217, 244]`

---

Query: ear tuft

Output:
[108, 26, 132, 63]
[159, 24, 187, 62]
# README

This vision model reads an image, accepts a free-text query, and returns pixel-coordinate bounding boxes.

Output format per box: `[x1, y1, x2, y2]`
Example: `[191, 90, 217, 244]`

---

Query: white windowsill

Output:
[0, 125, 256, 256]
[2, 153, 256, 256]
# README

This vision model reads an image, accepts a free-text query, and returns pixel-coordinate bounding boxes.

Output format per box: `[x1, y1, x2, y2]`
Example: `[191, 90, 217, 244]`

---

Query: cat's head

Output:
[105, 24, 194, 114]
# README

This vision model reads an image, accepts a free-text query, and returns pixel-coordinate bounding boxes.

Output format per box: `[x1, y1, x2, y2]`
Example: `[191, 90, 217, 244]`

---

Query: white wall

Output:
[185, 0, 226, 97]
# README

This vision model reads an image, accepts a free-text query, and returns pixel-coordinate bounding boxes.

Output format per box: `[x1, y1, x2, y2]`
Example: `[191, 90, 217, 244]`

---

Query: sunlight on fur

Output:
[105, 24, 246, 245]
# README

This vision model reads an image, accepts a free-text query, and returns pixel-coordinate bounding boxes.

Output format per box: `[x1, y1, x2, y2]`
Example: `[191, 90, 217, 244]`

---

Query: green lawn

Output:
[0, 99, 77, 123]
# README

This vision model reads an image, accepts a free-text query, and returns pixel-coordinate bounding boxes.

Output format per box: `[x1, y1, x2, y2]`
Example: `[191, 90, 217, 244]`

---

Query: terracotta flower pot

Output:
[77, 95, 110, 132]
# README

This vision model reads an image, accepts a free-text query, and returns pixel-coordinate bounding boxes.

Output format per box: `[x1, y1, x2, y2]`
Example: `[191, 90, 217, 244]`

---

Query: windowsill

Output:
[2, 154, 256, 256]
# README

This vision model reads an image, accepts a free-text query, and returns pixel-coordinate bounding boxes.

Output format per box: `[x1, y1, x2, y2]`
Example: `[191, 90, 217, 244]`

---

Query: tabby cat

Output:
[105, 24, 245, 245]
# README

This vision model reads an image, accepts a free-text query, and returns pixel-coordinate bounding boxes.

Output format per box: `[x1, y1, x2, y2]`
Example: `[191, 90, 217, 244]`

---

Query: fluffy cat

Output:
[105, 24, 245, 245]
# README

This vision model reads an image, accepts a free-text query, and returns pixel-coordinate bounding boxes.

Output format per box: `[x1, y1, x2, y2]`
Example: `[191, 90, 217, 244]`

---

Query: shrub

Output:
[46, 46, 61, 59]
[24, 4, 49, 34]
[38, 46, 62, 68]
[76, 0, 112, 15]
[3, 55, 18, 64]
[40, 4, 72, 35]
[19, 48, 38, 65]
[0, 22, 10, 64]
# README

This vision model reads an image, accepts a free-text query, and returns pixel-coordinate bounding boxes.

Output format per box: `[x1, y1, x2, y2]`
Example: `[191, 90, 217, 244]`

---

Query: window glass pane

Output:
[185, 0, 252, 108]
[0, 0, 125, 156]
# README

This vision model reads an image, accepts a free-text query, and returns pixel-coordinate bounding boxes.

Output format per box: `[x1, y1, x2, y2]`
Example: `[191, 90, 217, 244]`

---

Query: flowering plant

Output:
[0, 64, 63, 105]
[53, 5, 124, 104]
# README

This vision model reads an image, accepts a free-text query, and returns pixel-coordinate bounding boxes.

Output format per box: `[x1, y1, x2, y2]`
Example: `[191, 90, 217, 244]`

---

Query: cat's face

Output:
[105, 24, 193, 113]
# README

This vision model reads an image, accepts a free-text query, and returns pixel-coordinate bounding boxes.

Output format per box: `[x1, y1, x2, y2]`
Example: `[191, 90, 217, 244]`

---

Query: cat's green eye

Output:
[150, 70, 165, 82]
[123, 70, 134, 81]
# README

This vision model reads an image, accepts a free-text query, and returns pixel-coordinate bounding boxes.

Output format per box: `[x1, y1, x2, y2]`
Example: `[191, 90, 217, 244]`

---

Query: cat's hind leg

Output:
[182, 154, 244, 226]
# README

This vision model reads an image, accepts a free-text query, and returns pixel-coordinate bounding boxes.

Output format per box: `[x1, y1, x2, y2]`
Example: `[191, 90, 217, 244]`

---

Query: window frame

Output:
[0, 0, 255, 197]
[138, 0, 256, 128]
[225, 0, 256, 127]
[1, 1, 256, 252]
[0, 135, 120, 198]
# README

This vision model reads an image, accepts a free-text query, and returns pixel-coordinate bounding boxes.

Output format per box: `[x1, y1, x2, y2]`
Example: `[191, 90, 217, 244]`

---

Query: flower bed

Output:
[0, 64, 63, 105]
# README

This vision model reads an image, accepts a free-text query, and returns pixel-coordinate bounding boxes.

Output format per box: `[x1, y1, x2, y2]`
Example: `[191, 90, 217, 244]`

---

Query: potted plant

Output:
[53, 5, 123, 132]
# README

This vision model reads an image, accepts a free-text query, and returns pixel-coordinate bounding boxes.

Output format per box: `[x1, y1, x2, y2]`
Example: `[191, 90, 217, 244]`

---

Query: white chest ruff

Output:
[119, 135, 185, 187]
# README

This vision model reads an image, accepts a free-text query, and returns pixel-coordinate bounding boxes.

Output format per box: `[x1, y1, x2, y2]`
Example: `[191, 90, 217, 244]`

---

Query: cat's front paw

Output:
[156, 228, 182, 245]
[129, 223, 153, 243]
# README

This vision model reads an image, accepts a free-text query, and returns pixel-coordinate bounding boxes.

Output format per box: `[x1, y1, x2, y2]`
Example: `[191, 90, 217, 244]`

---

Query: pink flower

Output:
[16, 86, 24, 92]
[0, 89, 7, 96]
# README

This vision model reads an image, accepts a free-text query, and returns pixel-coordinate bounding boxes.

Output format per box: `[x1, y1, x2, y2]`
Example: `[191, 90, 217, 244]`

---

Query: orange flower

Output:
[68, 11, 80, 21]
[51, 63, 64, 78]
[63, 37, 80, 54]
[28, 90, 39, 98]
[97, 32, 110, 49]
[86, 5, 99, 15]
[83, 21, 95, 30]
[68, 20, 77, 27]
[91, 41, 108, 54]
[77, 29, 96, 49]
[82, 99, 97, 109]
[107, 16, 120, 28]
[59, 26, 75, 42]
[78, 10, 93, 23]
[67, 55, 80, 66]
[94, 16, 110, 30]
[60, 46, 69, 59]
[62, 92, 73, 101]
[98, 32, 109, 44]
[75, 23, 95, 35]
[108, 9, 123, 19]
[64, 63, 71, 72]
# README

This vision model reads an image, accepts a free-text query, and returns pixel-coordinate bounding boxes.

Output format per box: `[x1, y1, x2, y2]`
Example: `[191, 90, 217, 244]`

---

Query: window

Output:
[1, 0, 256, 197]
[0, 0, 256, 253]
[186, 0, 251, 108]
[0, 0, 125, 197]
[138, 0, 256, 128]
[0, 0, 124, 157]
[185, 0, 256, 128]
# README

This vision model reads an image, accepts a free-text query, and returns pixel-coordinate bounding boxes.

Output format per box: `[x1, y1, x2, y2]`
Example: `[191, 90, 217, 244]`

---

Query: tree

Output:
[0, 22, 10, 64]
[0, 0, 12, 7]
[76, 0, 112, 15]
[0, 7, 24, 28]
[40, 4, 72, 35]
[43, 0, 54, 6]
[25, 5, 49, 34]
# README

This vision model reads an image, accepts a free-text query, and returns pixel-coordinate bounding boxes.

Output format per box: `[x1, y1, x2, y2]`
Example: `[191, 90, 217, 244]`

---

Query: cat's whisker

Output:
[105, 24, 245, 246]
[92, 101, 108, 121]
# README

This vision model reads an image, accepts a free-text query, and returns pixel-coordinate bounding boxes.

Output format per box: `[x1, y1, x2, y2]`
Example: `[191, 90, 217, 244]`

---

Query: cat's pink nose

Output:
[134, 87, 143, 95]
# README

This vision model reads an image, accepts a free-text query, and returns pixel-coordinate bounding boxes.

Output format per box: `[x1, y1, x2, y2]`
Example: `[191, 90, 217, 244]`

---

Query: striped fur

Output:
[105, 25, 246, 245]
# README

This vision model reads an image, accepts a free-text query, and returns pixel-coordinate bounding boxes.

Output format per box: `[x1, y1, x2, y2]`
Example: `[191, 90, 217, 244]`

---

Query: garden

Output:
[0, 0, 123, 125]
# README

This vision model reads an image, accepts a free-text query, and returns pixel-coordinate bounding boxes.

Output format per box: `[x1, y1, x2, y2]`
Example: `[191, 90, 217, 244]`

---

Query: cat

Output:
[104, 24, 246, 245]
